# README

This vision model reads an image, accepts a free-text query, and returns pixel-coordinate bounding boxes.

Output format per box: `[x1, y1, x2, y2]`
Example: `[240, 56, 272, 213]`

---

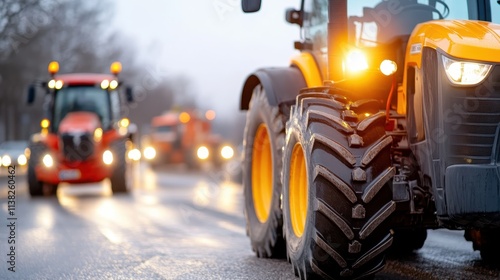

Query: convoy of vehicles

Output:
[2, 0, 499, 277]
[240, 0, 500, 278]
[142, 109, 235, 168]
[26, 61, 135, 196]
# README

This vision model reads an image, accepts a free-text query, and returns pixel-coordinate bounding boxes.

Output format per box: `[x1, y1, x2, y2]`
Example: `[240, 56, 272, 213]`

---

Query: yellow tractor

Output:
[240, 0, 500, 278]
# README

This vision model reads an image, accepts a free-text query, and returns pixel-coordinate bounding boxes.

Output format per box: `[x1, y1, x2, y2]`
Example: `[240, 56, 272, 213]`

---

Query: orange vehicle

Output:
[240, 0, 500, 278]
[26, 61, 135, 196]
[143, 109, 234, 168]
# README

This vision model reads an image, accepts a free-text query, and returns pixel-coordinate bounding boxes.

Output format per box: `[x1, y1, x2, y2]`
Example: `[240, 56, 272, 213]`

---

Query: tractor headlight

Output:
[442, 56, 492, 86]
[2, 155, 11, 167]
[94, 128, 103, 142]
[197, 146, 209, 160]
[380, 60, 397, 76]
[143, 146, 156, 160]
[42, 154, 53, 168]
[127, 148, 141, 161]
[55, 80, 64, 90]
[17, 155, 27, 166]
[345, 49, 368, 73]
[220, 145, 234, 160]
[103, 150, 113, 165]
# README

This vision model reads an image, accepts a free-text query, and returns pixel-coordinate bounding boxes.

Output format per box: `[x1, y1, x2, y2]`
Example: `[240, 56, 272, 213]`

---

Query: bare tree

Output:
[0, 0, 149, 141]
[0, 0, 199, 142]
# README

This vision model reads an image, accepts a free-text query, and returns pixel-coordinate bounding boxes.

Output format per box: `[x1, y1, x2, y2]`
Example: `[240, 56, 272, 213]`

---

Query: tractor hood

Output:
[58, 112, 101, 135]
[410, 20, 500, 65]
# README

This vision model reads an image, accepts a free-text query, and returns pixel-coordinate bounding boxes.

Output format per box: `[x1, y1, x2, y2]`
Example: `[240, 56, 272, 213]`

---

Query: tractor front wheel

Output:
[283, 92, 395, 279]
[242, 85, 287, 258]
[110, 139, 129, 194]
[27, 143, 44, 197]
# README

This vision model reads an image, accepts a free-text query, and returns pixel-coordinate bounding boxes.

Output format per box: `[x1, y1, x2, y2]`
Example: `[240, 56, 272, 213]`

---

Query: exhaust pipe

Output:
[328, 0, 347, 83]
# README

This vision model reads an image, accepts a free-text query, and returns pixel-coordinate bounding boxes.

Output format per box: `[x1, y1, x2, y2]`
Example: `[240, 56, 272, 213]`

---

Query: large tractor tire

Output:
[242, 85, 287, 258]
[283, 92, 395, 279]
[27, 142, 44, 197]
[110, 139, 129, 194]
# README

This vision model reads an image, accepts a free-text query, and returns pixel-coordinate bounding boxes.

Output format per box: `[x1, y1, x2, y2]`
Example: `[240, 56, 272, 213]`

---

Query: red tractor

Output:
[26, 61, 134, 196]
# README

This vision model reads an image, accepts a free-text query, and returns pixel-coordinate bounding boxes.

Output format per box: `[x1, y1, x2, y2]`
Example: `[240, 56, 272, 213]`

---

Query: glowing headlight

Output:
[197, 146, 209, 160]
[346, 49, 368, 73]
[17, 155, 27, 166]
[42, 154, 53, 168]
[110, 80, 119, 90]
[2, 155, 11, 167]
[101, 79, 110, 89]
[143, 147, 156, 160]
[94, 128, 103, 142]
[55, 80, 64, 90]
[127, 148, 141, 161]
[119, 118, 130, 128]
[380, 60, 397, 76]
[220, 146, 234, 160]
[442, 56, 492, 85]
[48, 79, 56, 89]
[103, 150, 113, 165]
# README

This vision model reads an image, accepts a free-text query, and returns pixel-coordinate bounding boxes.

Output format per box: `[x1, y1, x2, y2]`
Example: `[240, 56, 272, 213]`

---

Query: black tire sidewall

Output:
[282, 111, 316, 270]
[282, 123, 315, 263]
[110, 139, 128, 193]
[27, 142, 44, 196]
[243, 87, 284, 251]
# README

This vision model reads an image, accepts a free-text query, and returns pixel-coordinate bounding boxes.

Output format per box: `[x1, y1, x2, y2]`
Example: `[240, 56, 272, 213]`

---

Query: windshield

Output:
[53, 86, 111, 131]
[156, 125, 175, 133]
[303, 0, 498, 78]
[348, 0, 480, 47]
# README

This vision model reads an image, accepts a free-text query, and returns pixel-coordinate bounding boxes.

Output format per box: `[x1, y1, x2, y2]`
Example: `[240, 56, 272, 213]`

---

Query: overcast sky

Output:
[111, 1, 302, 120]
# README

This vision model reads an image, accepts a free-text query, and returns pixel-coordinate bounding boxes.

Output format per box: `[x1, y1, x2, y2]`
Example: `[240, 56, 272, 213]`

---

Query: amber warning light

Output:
[110, 62, 122, 75]
[48, 61, 59, 76]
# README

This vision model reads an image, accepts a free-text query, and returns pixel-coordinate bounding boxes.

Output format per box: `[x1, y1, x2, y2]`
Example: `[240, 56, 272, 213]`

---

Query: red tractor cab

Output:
[26, 61, 134, 196]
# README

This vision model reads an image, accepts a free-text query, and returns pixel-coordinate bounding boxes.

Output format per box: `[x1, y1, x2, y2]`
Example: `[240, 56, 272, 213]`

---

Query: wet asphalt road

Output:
[0, 164, 499, 280]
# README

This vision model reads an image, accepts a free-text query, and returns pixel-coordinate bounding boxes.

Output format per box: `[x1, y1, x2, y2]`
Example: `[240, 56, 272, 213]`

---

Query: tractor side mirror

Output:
[242, 0, 261, 13]
[27, 85, 36, 104]
[125, 86, 134, 103]
[286, 8, 303, 26]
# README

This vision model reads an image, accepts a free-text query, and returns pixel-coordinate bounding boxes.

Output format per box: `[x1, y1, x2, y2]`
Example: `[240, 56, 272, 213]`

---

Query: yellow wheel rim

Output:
[289, 143, 308, 237]
[252, 124, 273, 223]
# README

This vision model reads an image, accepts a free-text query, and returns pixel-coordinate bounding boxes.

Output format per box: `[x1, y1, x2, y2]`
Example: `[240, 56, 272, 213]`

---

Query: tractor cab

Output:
[29, 61, 133, 134]
[51, 76, 119, 133]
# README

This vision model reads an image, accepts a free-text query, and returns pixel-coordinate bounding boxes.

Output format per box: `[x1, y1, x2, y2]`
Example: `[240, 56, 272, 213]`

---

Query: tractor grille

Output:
[61, 132, 94, 162]
[444, 66, 500, 165]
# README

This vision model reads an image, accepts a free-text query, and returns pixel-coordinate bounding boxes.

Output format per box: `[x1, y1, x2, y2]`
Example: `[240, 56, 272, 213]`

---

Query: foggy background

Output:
[0, 0, 302, 145]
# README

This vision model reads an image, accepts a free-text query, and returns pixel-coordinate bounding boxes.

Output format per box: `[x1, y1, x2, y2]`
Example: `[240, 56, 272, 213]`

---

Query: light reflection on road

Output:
[192, 179, 243, 217]
[34, 204, 56, 228]
[3, 165, 500, 279]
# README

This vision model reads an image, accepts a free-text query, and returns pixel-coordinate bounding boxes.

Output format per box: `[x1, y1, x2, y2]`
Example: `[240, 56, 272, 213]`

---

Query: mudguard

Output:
[240, 67, 306, 110]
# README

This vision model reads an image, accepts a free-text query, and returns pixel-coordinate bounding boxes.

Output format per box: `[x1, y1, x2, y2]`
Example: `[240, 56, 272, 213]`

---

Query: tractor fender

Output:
[240, 67, 306, 110]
